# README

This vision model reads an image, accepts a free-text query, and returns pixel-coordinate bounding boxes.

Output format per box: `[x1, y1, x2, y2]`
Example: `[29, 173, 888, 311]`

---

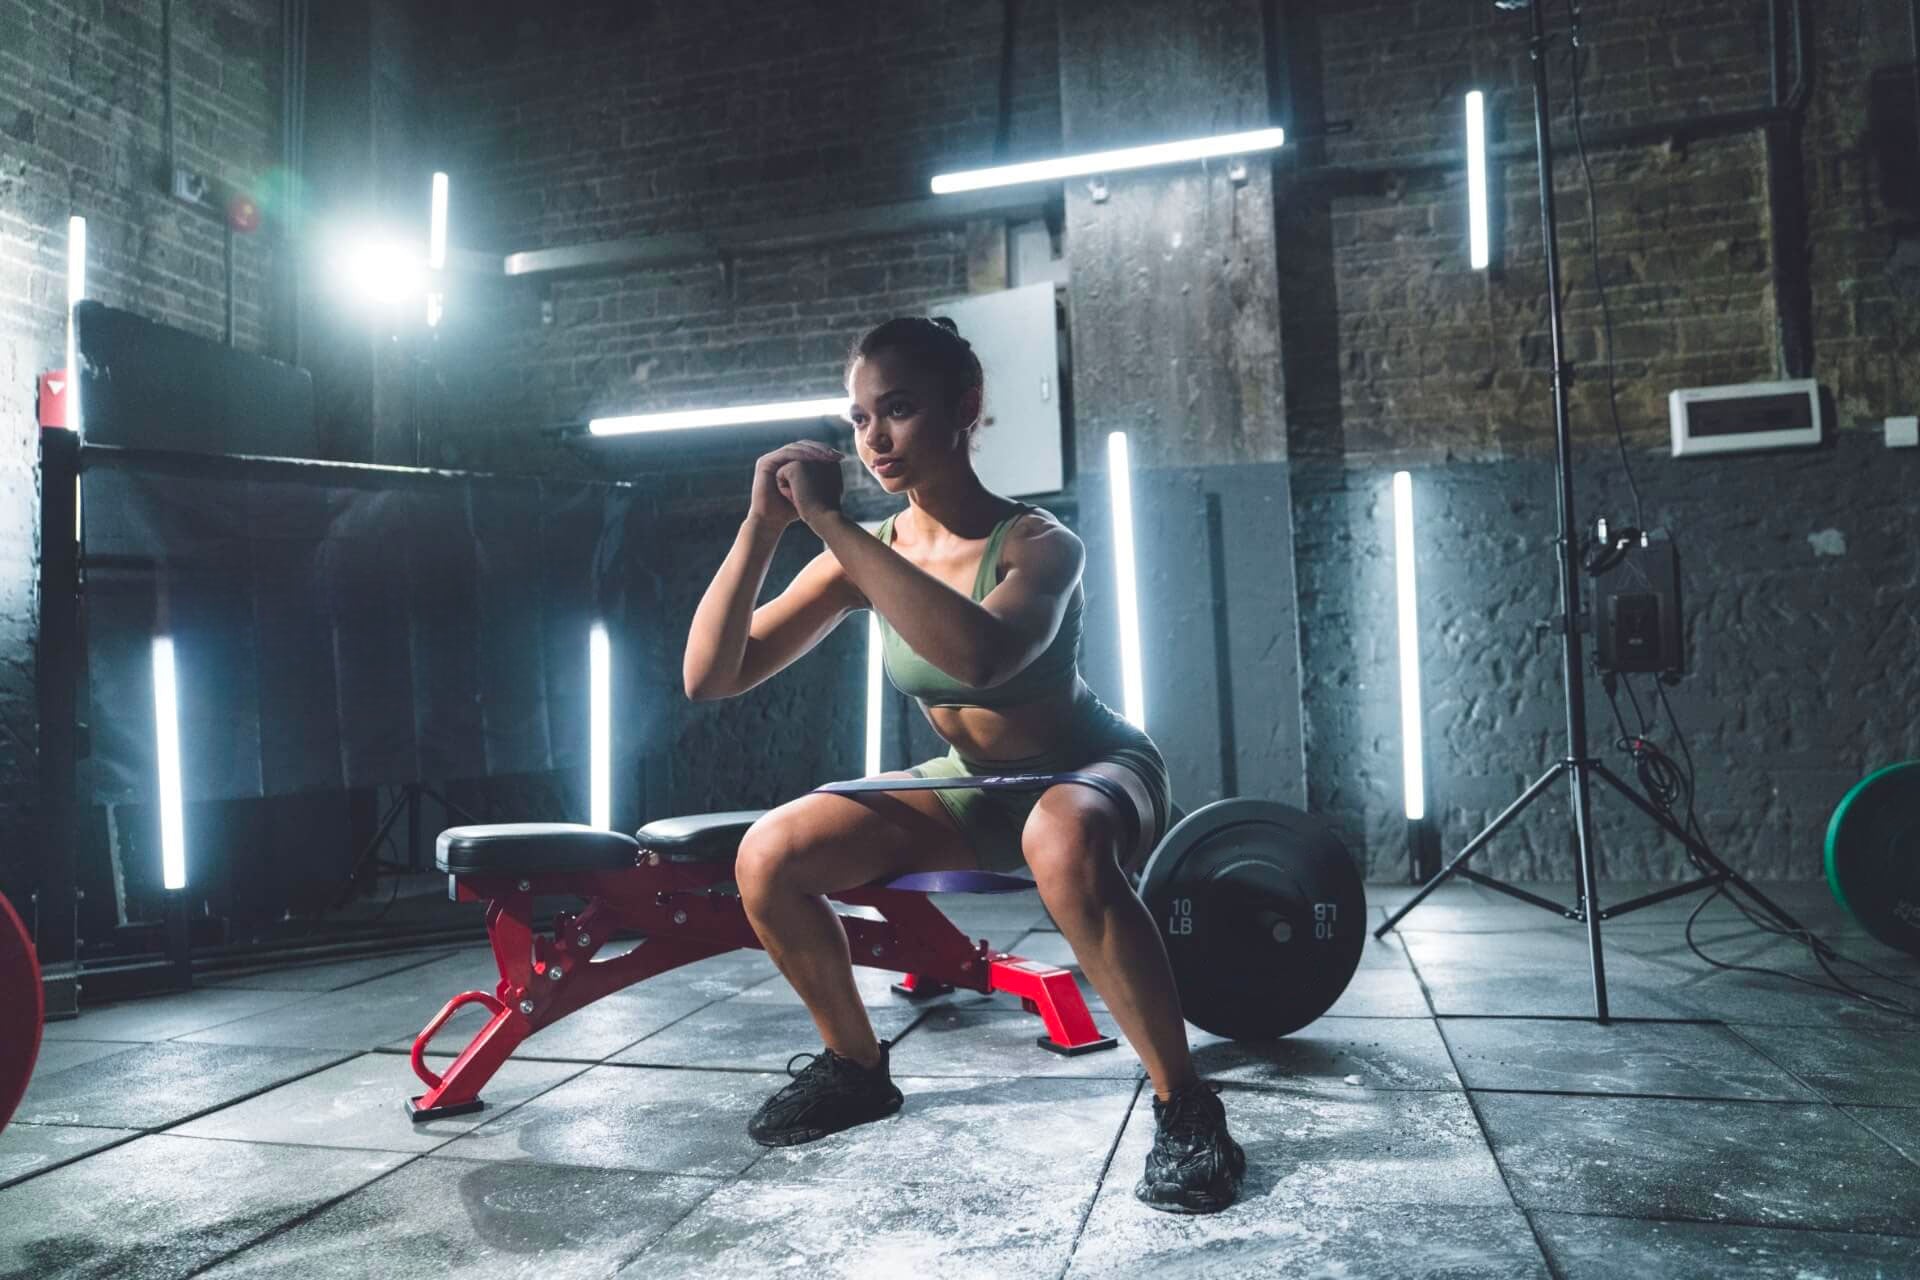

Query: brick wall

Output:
[6, 0, 1914, 905]
[1278, 0, 1920, 875]
[1, 0, 284, 898]
[421, 0, 1060, 468]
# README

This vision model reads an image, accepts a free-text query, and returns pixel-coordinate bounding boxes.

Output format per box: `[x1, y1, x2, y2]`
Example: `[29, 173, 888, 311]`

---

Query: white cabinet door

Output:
[929, 282, 1065, 498]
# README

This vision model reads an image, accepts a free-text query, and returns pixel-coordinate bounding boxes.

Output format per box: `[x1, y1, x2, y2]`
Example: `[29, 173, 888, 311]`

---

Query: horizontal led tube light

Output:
[1465, 91, 1490, 270]
[589, 397, 850, 437]
[931, 126, 1284, 195]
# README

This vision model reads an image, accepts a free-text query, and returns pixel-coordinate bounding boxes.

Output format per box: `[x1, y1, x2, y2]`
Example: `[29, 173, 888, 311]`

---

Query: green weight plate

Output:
[1824, 761, 1920, 957]
[1140, 799, 1366, 1041]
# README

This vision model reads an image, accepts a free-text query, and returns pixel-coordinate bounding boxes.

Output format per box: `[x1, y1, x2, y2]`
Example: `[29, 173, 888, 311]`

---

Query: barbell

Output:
[816, 773, 1367, 1041]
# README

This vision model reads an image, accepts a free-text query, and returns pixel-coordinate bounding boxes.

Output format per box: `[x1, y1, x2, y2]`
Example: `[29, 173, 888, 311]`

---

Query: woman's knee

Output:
[1023, 798, 1127, 907]
[735, 809, 807, 900]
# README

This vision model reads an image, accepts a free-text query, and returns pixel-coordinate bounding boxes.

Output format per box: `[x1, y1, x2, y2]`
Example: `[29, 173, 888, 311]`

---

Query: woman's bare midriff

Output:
[923, 683, 1084, 763]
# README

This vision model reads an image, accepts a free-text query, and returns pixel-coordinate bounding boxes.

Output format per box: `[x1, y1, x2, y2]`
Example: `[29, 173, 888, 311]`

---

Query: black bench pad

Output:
[635, 810, 766, 863]
[438, 824, 640, 874]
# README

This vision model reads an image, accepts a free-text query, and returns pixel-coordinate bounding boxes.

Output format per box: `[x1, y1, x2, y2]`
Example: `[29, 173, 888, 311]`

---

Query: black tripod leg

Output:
[335, 787, 412, 908]
[1590, 763, 1818, 938]
[1375, 763, 1567, 938]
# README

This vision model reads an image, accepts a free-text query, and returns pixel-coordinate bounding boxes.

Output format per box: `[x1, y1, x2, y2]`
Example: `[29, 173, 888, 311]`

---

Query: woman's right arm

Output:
[683, 442, 862, 700]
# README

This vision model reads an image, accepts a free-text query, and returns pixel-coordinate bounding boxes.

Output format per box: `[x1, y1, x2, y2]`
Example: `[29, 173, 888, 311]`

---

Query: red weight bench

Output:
[407, 811, 1118, 1121]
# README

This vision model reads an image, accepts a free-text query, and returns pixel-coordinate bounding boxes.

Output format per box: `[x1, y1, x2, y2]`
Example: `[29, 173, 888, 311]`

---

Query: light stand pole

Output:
[1373, 0, 1817, 1020]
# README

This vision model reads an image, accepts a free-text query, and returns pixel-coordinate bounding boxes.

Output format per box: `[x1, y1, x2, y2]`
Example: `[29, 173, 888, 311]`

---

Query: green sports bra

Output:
[874, 504, 1083, 710]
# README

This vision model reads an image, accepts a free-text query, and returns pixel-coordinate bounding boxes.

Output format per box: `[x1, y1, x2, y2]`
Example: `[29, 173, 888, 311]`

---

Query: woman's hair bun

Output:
[928, 315, 960, 336]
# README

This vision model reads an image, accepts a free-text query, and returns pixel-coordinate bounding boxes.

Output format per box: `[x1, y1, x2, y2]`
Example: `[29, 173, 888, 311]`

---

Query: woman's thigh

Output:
[740, 771, 981, 896]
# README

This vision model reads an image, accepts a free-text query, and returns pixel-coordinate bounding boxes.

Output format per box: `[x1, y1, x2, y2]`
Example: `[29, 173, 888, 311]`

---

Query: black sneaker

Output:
[747, 1039, 904, 1147]
[1134, 1080, 1246, 1213]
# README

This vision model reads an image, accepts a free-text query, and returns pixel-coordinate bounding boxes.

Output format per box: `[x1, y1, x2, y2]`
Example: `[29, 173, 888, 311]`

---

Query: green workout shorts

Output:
[907, 702, 1171, 874]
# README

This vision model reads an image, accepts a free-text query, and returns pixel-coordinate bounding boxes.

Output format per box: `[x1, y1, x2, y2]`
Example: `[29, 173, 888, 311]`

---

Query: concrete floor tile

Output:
[20, 1039, 147, 1076]
[174, 981, 489, 1053]
[0, 1133, 408, 1280]
[1656, 971, 1920, 1031]
[1440, 1018, 1823, 1100]
[1415, 966, 1699, 1019]
[0, 1122, 138, 1190]
[1719, 1023, 1920, 1105]
[41, 988, 319, 1044]
[388, 983, 719, 1064]
[1476, 1093, 1920, 1234]
[617, 1175, 1091, 1280]
[167, 1051, 589, 1152]
[14, 1041, 350, 1130]
[1532, 1210, 1920, 1278]
[199, 948, 458, 992]
[746, 1075, 1137, 1188]
[437, 1062, 775, 1177]
[1321, 965, 1434, 1017]
[1839, 1106, 1920, 1167]
[195, 1156, 720, 1279]
[1066, 1199, 1548, 1279]
[887, 1006, 1144, 1080]
[606, 999, 921, 1072]
[730, 961, 977, 1010]
[1186, 1016, 1462, 1093]
[1104, 1085, 1512, 1211]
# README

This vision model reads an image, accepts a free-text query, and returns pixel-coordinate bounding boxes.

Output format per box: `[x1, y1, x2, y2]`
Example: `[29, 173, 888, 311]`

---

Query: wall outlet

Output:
[1888, 416, 1919, 448]
[170, 165, 212, 207]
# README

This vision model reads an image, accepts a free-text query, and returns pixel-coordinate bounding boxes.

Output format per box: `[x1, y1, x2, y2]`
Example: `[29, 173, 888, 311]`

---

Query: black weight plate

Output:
[1140, 799, 1365, 1040]
[1825, 762, 1920, 957]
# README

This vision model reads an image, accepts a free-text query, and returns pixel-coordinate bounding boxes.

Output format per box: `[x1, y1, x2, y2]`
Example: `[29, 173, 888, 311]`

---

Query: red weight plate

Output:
[0, 891, 43, 1133]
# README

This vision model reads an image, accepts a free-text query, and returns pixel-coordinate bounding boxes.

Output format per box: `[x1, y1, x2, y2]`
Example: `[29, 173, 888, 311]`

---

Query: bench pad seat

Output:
[438, 824, 640, 874]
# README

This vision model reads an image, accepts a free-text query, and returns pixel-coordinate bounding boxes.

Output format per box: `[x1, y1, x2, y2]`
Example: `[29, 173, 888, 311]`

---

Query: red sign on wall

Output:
[38, 371, 68, 428]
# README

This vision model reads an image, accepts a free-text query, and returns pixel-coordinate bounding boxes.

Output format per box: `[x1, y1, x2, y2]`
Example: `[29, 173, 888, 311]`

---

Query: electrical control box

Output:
[1593, 530, 1684, 678]
[1669, 378, 1821, 457]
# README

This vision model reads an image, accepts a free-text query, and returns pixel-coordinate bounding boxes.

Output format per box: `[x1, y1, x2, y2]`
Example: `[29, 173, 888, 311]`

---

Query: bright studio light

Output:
[427, 172, 448, 327]
[590, 623, 611, 830]
[152, 636, 188, 891]
[865, 612, 885, 777]
[588, 398, 851, 437]
[335, 235, 428, 307]
[66, 215, 85, 436]
[1466, 91, 1490, 270]
[1108, 432, 1146, 730]
[1392, 472, 1426, 822]
[931, 126, 1284, 195]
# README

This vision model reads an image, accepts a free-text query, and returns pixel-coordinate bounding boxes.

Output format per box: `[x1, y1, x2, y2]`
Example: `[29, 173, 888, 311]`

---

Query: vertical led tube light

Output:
[427, 171, 448, 327]
[590, 622, 611, 830]
[152, 637, 188, 890]
[66, 216, 86, 434]
[1466, 91, 1490, 271]
[865, 612, 885, 776]
[1108, 432, 1146, 729]
[1392, 471, 1426, 822]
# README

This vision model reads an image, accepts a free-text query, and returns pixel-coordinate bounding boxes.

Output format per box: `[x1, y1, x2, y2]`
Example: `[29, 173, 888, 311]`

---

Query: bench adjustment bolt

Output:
[517, 999, 534, 1016]
[576, 933, 591, 948]
[517, 880, 531, 892]
[548, 966, 564, 981]
[672, 909, 687, 925]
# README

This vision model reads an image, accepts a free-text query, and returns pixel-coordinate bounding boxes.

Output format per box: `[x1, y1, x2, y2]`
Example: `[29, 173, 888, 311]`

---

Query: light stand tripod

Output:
[1372, 0, 1815, 1020]
[336, 781, 477, 909]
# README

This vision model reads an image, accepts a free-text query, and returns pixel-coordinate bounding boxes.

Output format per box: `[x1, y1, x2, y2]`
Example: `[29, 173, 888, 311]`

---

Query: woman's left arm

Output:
[812, 509, 1082, 689]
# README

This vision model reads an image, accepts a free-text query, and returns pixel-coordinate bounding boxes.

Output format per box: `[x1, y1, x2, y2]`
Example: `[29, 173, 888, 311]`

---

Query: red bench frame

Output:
[408, 855, 1116, 1120]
